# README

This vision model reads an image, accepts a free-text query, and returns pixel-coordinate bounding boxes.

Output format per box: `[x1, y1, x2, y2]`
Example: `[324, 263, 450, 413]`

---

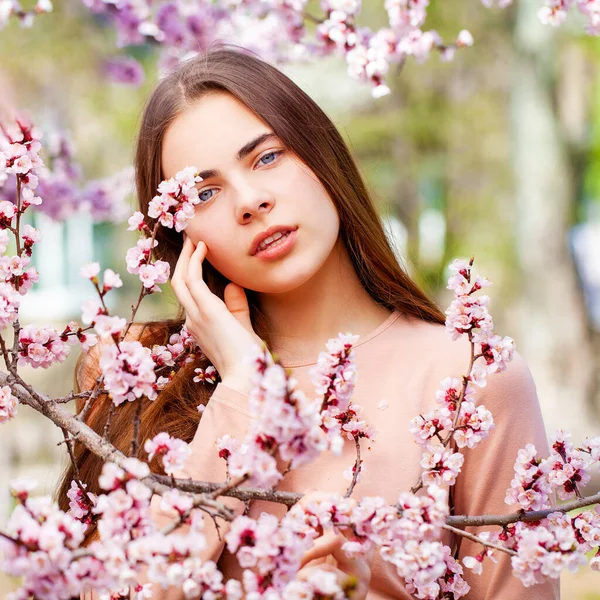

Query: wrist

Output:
[220, 373, 254, 396]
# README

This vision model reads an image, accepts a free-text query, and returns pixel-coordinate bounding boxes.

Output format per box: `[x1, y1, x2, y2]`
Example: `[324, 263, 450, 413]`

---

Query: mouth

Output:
[252, 227, 298, 260]
[250, 225, 298, 256]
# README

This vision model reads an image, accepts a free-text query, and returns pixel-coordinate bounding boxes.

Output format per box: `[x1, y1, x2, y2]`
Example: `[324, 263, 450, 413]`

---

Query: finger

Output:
[296, 564, 367, 600]
[296, 564, 339, 581]
[185, 241, 220, 316]
[298, 490, 336, 509]
[171, 237, 198, 316]
[300, 531, 343, 567]
[329, 536, 372, 575]
[223, 282, 252, 330]
[186, 240, 208, 290]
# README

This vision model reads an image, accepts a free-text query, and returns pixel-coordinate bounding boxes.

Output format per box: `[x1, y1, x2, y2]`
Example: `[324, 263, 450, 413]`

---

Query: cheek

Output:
[185, 222, 241, 276]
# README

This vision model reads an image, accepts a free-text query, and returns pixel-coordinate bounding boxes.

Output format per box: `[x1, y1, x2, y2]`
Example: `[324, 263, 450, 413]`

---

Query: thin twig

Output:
[76, 376, 105, 423]
[442, 524, 517, 557]
[344, 436, 362, 498]
[0, 334, 12, 371]
[103, 402, 116, 439]
[411, 331, 476, 495]
[121, 223, 159, 341]
[60, 427, 95, 509]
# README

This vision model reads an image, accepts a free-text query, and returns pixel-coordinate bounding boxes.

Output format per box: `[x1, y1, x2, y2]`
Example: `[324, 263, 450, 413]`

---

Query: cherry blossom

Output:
[18, 324, 72, 368]
[193, 365, 218, 384]
[505, 443, 552, 511]
[0, 281, 21, 328]
[66, 480, 97, 524]
[0, 384, 17, 422]
[144, 432, 192, 475]
[511, 512, 588, 587]
[545, 429, 591, 500]
[80, 262, 101, 280]
[99, 340, 158, 405]
[420, 447, 464, 486]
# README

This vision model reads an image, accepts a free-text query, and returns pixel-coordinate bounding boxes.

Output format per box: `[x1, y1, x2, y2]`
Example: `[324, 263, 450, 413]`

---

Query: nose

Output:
[234, 180, 275, 224]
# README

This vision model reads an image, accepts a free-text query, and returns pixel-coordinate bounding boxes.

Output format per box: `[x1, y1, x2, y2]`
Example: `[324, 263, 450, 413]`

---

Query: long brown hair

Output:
[55, 46, 445, 543]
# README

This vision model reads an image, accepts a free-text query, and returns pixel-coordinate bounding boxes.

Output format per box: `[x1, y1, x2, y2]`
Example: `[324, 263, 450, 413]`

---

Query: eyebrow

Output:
[195, 132, 279, 181]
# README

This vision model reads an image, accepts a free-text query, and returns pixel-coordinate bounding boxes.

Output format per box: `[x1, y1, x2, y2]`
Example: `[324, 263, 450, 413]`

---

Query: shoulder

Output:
[401, 316, 538, 412]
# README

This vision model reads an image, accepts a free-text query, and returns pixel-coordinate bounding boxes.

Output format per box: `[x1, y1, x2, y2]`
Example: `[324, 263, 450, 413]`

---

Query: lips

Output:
[250, 225, 297, 256]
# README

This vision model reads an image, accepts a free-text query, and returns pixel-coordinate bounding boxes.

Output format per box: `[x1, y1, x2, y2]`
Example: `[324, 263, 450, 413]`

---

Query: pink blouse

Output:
[85, 310, 561, 599]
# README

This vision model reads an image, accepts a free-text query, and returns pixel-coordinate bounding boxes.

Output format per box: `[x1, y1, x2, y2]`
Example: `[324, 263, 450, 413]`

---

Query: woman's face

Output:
[161, 92, 341, 294]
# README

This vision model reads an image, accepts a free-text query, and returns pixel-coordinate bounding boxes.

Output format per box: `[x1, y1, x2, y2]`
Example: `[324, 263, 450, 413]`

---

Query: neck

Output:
[257, 237, 393, 364]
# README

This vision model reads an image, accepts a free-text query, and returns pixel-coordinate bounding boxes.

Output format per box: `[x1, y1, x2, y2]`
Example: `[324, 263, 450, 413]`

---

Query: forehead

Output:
[161, 92, 270, 180]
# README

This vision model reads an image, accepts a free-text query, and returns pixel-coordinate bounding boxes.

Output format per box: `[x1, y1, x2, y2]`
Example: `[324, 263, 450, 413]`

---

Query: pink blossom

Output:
[147, 167, 201, 232]
[452, 401, 494, 449]
[144, 432, 191, 475]
[545, 429, 591, 500]
[0, 200, 17, 229]
[573, 505, 600, 551]
[81, 297, 104, 325]
[0, 281, 20, 327]
[21, 224, 41, 256]
[137, 260, 170, 289]
[18, 324, 71, 368]
[94, 315, 126, 339]
[0, 385, 18, 422]
[125, 237, 158, 275]
[0, 229, 9, 254]
[420, 447, 464, 486]
[511, 513, 587, 587]
[80, 262, 100, 280]
[409, 406, 453, 445]
[159, 488, 194, 516]
[127, 211, 146, 231]
[216, 434, 242, 461]
[66, 480, 97, 523]
[99, 340, 157, 405]
[456, 29, 474, 46]
[102, 268, 123, 291]
[478, 333, 514, 374]
[505, 443, 552, 511]
[193, 365, 218, 384]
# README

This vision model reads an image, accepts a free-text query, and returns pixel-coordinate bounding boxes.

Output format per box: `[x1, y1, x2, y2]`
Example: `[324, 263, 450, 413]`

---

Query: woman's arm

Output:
[452, 352, 560, 599]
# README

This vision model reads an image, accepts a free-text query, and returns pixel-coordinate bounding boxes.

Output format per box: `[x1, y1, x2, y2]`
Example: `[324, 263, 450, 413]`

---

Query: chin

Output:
[237, 266, 319, 295]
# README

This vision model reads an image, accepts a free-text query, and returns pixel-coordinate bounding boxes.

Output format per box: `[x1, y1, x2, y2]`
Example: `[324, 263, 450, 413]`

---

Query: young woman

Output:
[57, 47, 559, 599]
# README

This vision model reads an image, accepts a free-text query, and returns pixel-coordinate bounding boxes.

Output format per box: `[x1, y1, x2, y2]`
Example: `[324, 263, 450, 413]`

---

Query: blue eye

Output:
[199, 188, 216, 202]
[258, 151, 281, 166]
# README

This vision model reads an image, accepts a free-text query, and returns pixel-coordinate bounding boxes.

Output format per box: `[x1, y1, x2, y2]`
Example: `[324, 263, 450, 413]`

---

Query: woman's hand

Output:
[171, 235, 264, 395]
[296, 492, 374, 600]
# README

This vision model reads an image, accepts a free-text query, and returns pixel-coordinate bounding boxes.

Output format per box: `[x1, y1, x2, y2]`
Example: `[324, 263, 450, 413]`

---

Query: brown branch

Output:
[0, 334, 12, 371]
[446, 491, 600, 527]
[442, 524, 517, 557]
[76, 376, 105, 422]
[344, 436, 362, 498]
[102, 402, 116, 438]
[3, 370, 599, 529]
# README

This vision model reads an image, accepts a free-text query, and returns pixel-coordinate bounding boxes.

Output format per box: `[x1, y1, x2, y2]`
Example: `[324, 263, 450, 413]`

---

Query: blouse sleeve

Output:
[451, 351, 560, 599]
